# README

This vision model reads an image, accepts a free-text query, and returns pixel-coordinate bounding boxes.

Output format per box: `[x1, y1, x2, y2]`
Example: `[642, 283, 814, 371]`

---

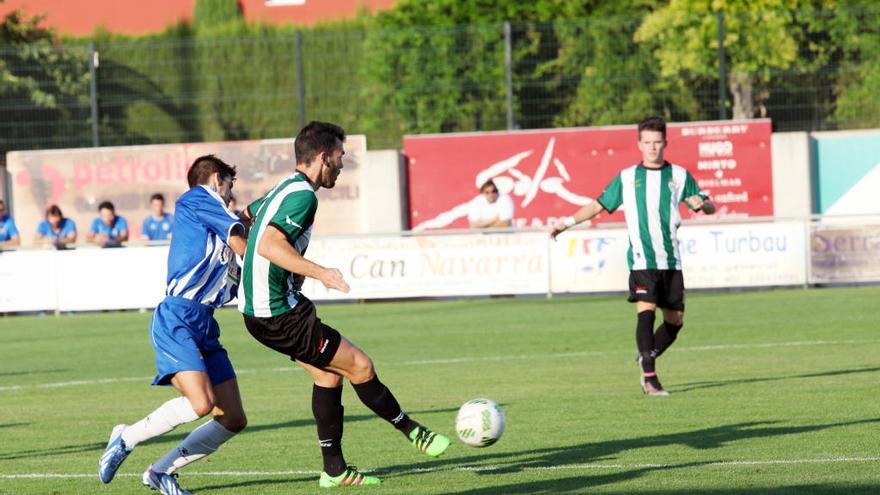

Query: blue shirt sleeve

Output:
[196, 193, 243, 244]
[37, 221, 50, 237]
[116, 216, 129, 232]
[90, 218, 102, 234]
[63, 219, 77, 235]
[6, 218, 19, 237]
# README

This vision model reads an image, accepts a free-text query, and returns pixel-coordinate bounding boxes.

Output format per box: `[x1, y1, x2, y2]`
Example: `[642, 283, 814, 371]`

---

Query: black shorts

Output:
[242, 296, 342, 368]
[627, 270, 685, 311]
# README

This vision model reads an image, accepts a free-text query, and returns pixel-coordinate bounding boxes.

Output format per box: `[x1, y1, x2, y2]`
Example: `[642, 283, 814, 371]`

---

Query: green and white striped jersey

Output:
[597, 162, 707, 271]
[239, 172, 317, 317]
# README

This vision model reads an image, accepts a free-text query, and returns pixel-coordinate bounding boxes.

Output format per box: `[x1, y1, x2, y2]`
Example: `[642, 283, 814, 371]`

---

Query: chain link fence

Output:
[1, 7, 878, 156]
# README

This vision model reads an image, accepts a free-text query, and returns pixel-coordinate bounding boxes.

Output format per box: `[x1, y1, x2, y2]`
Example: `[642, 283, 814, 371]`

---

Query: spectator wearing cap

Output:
[88, 201, 129, 247]
[141, 193, 174, 242]
[0, 199, 20, 248]
[35, 204, 77, 248]
[467, 179, 514, 228]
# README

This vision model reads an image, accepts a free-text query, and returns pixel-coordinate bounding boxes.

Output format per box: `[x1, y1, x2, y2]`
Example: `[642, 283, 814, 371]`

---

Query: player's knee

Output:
[190, 397, 215, 417]
[223, 412, 247, 433]
[349, 353, 375, 383]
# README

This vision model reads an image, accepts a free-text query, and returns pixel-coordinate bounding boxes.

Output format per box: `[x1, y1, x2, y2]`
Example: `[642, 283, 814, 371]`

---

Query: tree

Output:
[0, 6, 91, 152]
[635, 0, 803, 120]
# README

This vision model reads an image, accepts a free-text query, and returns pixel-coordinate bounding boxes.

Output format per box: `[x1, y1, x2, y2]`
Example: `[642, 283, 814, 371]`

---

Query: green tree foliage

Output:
[825, 2, 880, 128]
[193, 0, 244, 30]
[0, 4, 90, 151]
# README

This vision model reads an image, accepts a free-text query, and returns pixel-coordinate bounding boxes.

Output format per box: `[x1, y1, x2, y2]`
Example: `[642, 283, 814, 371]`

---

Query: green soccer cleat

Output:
[408, 426, 451, 458]
[318, 466, 381, 488]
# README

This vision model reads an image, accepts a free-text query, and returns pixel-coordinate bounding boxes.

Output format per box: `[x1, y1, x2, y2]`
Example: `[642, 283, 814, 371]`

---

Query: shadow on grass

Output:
[446, 479, 880, 495]
[0, 368, 69, 378]
[0, 422, 29, 429]
[0, 407, 458, 461]
[374, 418, 880, 484]
[674, 366, 880, 393]
[193, 475, 315, 492]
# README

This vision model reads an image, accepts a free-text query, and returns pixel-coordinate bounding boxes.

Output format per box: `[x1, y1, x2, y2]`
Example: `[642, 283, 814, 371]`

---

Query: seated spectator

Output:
[467, 179, 514, 228]
[88, 201, 129, 247]
[0, 199, 21, 248]
[36, 205, 77, 248]
[141, 193, 174, 241]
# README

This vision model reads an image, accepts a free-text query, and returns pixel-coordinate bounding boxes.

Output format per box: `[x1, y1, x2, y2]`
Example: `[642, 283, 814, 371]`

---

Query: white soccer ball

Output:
[455, 398, 505, 447]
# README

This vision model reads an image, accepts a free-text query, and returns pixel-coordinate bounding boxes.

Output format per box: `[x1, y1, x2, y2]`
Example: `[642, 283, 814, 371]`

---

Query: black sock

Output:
[654, 322, 683, 357]
[352, 374, 418, 437]
[312, 384, 346, 476]
[636, 310, 657, 373]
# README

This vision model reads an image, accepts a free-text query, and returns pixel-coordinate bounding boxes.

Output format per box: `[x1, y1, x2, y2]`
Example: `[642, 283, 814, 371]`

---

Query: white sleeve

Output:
[497, 195, 514, 221]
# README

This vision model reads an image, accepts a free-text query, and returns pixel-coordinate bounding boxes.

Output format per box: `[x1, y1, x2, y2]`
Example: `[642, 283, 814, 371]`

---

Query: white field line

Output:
[3, 456, 880, 479]
[1, 339, 877, 392]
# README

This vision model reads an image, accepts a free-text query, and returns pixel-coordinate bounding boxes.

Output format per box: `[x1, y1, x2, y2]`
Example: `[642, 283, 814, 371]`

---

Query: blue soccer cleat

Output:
[98, 424, 132, 483]
[143, 465, 192, 495]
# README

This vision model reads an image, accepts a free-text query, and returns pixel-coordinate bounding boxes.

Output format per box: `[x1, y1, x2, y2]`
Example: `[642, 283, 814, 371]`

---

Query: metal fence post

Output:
[717, 10, 727, 120]
[88, 40, 100, 147]
[503, 21, 514, 130]
[295, 31, 306, 129]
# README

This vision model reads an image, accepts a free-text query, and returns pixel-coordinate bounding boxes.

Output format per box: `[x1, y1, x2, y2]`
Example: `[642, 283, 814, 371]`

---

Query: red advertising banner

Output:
[6, 136, 367, 245]
[404, 119, 773, 230]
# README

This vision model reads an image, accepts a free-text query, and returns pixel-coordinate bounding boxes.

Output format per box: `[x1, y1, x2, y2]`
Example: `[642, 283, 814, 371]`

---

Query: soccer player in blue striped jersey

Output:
[99, 155, 248, 495]
[551, 116, 715, 396]
[239, 121, 450, 488]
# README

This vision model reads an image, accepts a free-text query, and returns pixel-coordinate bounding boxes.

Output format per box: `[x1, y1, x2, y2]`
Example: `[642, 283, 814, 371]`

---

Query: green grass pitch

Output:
[1, 286, 879, 494]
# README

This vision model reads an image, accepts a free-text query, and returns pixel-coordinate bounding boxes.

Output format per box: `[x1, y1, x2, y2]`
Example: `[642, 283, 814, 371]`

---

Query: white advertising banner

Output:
[54, 247, 168, 311]
[679, 221, 807, 288]
[300, 232, 550, 300]
[0, 250, 58, 312]
[550, 221, 808, 293]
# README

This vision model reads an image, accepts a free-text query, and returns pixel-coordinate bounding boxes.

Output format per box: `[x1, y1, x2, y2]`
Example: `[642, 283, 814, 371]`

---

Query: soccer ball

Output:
[455, 398, 505, 447]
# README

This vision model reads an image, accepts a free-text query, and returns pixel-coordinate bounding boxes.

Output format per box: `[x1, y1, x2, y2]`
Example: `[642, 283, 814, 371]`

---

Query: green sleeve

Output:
[681, 171, 708, 210]
[597, 174, 623, 213]
[268, 192, 317, 243]
[246, 196, 264, 217]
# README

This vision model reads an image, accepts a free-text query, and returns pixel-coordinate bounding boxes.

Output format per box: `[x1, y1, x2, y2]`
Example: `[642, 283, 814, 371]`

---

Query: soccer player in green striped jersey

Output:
[551, 116, 715, 396]
[239, 122, 450, 488]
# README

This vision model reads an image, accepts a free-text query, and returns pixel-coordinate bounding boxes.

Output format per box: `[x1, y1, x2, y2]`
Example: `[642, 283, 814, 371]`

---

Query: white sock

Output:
[121, 397, 200, 448]
[153, 420, 237, 474]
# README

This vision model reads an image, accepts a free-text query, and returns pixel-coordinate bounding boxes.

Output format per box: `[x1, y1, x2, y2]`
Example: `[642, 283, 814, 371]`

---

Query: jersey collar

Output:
[637, 160, 671, 171]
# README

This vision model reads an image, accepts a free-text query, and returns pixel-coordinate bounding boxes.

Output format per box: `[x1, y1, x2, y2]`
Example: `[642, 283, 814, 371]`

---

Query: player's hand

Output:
[549, 221, 567, 241]
[320, 268, 350, 293]
[684, 195, 704, 211]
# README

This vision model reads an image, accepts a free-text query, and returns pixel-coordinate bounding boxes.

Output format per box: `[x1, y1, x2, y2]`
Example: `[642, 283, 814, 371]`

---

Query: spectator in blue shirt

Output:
[88, 201, 129, 247]
[141, 193, 174, 242]
[0, 200, 21, 248]
[36, 204, 77, 248]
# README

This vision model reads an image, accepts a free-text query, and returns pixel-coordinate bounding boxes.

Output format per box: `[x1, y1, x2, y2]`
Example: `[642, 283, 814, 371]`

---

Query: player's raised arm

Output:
[550, 200, 605, 240]
[257, 226, 350, 293]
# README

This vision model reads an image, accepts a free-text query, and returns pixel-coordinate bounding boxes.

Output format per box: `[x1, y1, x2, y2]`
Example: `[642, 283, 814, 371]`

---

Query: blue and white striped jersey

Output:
[165, 186, 243, 307]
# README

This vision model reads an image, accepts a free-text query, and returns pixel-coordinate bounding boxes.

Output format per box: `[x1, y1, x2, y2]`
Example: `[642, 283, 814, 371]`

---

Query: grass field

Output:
[1, 286, 879, 494]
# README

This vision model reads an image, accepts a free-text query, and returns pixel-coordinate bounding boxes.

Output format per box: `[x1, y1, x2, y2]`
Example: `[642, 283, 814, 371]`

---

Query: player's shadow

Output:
[376, 418, 880, 485]
[193, 475, 315, 493]
[0, 368, 69, 377]
[673, 366, 880, 393]
[444, 479, 880, 495]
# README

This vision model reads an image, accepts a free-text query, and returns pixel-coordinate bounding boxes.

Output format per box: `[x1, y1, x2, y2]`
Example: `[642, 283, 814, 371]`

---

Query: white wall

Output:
[771, 132, 812, 218]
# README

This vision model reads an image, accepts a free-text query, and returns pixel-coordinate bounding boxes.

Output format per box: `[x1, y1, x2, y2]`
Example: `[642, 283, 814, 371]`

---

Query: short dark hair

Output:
[480, 179, 498, 191]
[638, 116, 666, 139]
[45, 204, 63, 218]
[150, 193, 165, 203]
[0, 199, 5, 206]
[187, 155, 237, 188]
[295, 121, 346, 165]
[98, 201, 115, 212]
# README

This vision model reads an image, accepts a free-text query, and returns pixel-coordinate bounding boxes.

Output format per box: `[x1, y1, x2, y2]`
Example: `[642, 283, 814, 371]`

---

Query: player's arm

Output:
[227, 230, 247, 257]
[550, 200, 605, 240]
[682, 170, 716, 215]
[469, 216, 498, 229]
[257, 226, 350, 293]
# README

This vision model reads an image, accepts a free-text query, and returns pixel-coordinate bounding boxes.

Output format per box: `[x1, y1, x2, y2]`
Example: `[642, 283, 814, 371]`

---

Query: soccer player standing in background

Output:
[551, 116, 715, 396]
[239, 121, 450, 488]
[99, 156, 248, 495]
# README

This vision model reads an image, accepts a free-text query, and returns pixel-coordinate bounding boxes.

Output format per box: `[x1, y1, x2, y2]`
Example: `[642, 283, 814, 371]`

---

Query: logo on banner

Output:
[413, 138, 594, 230]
